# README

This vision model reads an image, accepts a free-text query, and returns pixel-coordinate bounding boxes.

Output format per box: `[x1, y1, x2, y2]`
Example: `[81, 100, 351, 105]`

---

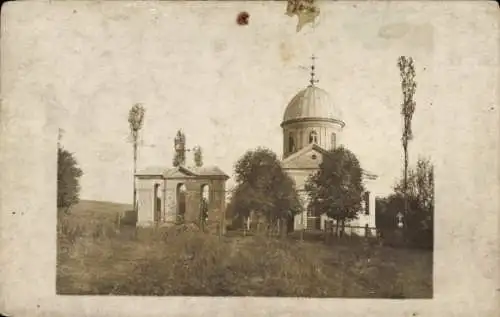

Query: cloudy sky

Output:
[10, 2, 441, 204]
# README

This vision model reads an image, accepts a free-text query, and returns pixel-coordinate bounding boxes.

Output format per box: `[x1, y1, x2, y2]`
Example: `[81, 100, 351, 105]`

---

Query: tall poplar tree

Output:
[397, 56, 417, 220]
[128, 103, 146, 212]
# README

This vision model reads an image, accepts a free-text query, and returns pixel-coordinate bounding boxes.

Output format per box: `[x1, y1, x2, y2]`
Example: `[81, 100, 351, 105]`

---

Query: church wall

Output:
[136, 176, 165, 227]
[362, 180, 377, 228]
[283, 167, 378, 233]
[284, 169, 316, 191]
[293, 189, 309, 230]
[185, 181, 201, 223]
[294, 212, 307, 230]
[284, 169, 315, 231]
[282, 120, 343, 158]
[206, 179, 227, 234]
[164, 180, 178, 223]
[165, 179, 201, 224]
[162, 177, 228, 231]
[342, 186, 377, 236]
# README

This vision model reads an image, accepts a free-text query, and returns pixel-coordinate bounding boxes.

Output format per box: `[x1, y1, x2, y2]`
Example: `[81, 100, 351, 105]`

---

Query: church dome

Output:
[282, 85, 344, 127]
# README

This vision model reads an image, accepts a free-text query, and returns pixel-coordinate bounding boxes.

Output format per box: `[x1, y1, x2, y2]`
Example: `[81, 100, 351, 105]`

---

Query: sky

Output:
[29, 2, 437, 204]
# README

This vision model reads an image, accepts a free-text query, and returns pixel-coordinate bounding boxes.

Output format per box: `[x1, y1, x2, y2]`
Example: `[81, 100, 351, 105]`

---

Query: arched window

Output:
[288, 133, 296, 153]
[201, 184, 210, 202]
[200, 184, 210, 226]
[153, 183, 161, 223]
[331, 133, 336, 149]
[309, 130, 318, 144]
[176, 183, 187, 223]
[364, 191, 370, 215]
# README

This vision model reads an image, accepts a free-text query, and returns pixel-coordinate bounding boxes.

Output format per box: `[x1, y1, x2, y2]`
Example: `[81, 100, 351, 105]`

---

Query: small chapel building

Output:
[134, 133, 229, 230]
[280, 58, 378, 235]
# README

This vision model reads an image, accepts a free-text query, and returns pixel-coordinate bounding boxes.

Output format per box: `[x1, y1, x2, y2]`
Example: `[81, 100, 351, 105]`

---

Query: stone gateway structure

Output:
[135, 165, 229, 230]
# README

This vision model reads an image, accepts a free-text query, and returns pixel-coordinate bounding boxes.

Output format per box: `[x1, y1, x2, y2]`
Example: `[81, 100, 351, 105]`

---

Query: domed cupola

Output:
[281, 55, 345, 159]
[282, 85, 344, 126]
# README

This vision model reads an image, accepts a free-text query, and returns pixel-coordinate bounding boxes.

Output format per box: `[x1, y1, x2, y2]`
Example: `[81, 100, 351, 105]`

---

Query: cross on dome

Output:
[309, 55, 319, 86]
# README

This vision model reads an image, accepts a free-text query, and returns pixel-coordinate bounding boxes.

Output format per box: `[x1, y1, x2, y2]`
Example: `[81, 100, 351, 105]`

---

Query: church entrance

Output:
[306, 216, 321, 230]
[153, 183, 161, 224]
[306, 207, 321, 230]
[200, 184, 210, 229]
[176, 183, 187, 224]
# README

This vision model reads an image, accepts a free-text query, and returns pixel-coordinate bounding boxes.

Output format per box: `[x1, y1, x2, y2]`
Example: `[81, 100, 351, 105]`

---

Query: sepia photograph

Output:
[54, 0, 435, 298]
[1, 1, 498, 316]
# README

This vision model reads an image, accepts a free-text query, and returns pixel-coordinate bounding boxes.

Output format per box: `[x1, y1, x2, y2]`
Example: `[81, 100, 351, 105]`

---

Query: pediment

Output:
[164, 166, 197, 178]
[282, 144, 327, 169]
[282, 144, 379, 181]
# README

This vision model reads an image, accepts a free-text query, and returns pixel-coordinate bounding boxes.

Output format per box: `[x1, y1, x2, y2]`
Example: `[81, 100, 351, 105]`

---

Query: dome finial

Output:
[309, 54, 319, 86]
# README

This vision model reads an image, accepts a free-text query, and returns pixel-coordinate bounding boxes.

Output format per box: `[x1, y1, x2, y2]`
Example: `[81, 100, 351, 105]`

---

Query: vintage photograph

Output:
[54, 1, 435, 298]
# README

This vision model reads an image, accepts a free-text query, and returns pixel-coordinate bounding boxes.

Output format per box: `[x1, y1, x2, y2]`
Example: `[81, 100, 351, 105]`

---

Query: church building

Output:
[280, 56, 378, 235]
[134, 131, 229, 232]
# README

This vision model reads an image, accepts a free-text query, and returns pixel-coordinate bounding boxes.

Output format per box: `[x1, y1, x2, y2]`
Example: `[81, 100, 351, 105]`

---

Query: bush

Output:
[57, 147, 83, 212]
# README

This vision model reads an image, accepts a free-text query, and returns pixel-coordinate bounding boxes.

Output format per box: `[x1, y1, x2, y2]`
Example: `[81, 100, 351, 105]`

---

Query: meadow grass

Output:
[57, 200, 433, 298]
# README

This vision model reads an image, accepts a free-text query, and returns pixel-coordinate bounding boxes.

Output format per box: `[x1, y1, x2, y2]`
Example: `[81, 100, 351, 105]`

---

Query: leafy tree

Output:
[397, 56, 417, 219]
[375, 194, 407, 234]
[377, 157, 434, 248]
[128, 103, 146, 211]
[230, 147, 302, 236]
[395, 157, 434, 247]
[173, 130, 186, 167]
[193, 146, 203, 167]
[57, 138, 83, 213]
[305, 146, 365, 236]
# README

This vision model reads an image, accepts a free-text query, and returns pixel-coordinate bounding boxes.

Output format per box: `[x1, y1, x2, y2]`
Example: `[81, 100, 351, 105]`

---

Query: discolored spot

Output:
[279, 41, 294, 63]
[378, 23, 410, 39]
[213, 39, 227, 53]
[237, 12, 250, 26]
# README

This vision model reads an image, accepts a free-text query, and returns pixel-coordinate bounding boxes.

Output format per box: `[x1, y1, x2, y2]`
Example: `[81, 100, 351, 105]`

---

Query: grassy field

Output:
[57, 200, 433, 298]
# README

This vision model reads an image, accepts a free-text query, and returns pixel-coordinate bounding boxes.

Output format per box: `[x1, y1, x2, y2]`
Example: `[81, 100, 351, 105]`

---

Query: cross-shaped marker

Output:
[309, 55, 319, 86]
[396, 212, 404, 221]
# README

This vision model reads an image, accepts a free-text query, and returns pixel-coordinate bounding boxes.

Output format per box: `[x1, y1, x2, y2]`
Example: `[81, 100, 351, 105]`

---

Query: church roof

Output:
[190, 165, 229, 177]
[282, 85, 344, 126]
[135, 165, 229, 180]
[135, 166, 167, 176]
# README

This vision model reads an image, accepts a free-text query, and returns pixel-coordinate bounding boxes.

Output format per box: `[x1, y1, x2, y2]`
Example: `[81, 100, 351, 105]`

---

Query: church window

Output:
[309, 130, 318, 144]
[288, 133, 296, 153]
[331, 133, 336, 149]
[364, 191, 370, 215]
